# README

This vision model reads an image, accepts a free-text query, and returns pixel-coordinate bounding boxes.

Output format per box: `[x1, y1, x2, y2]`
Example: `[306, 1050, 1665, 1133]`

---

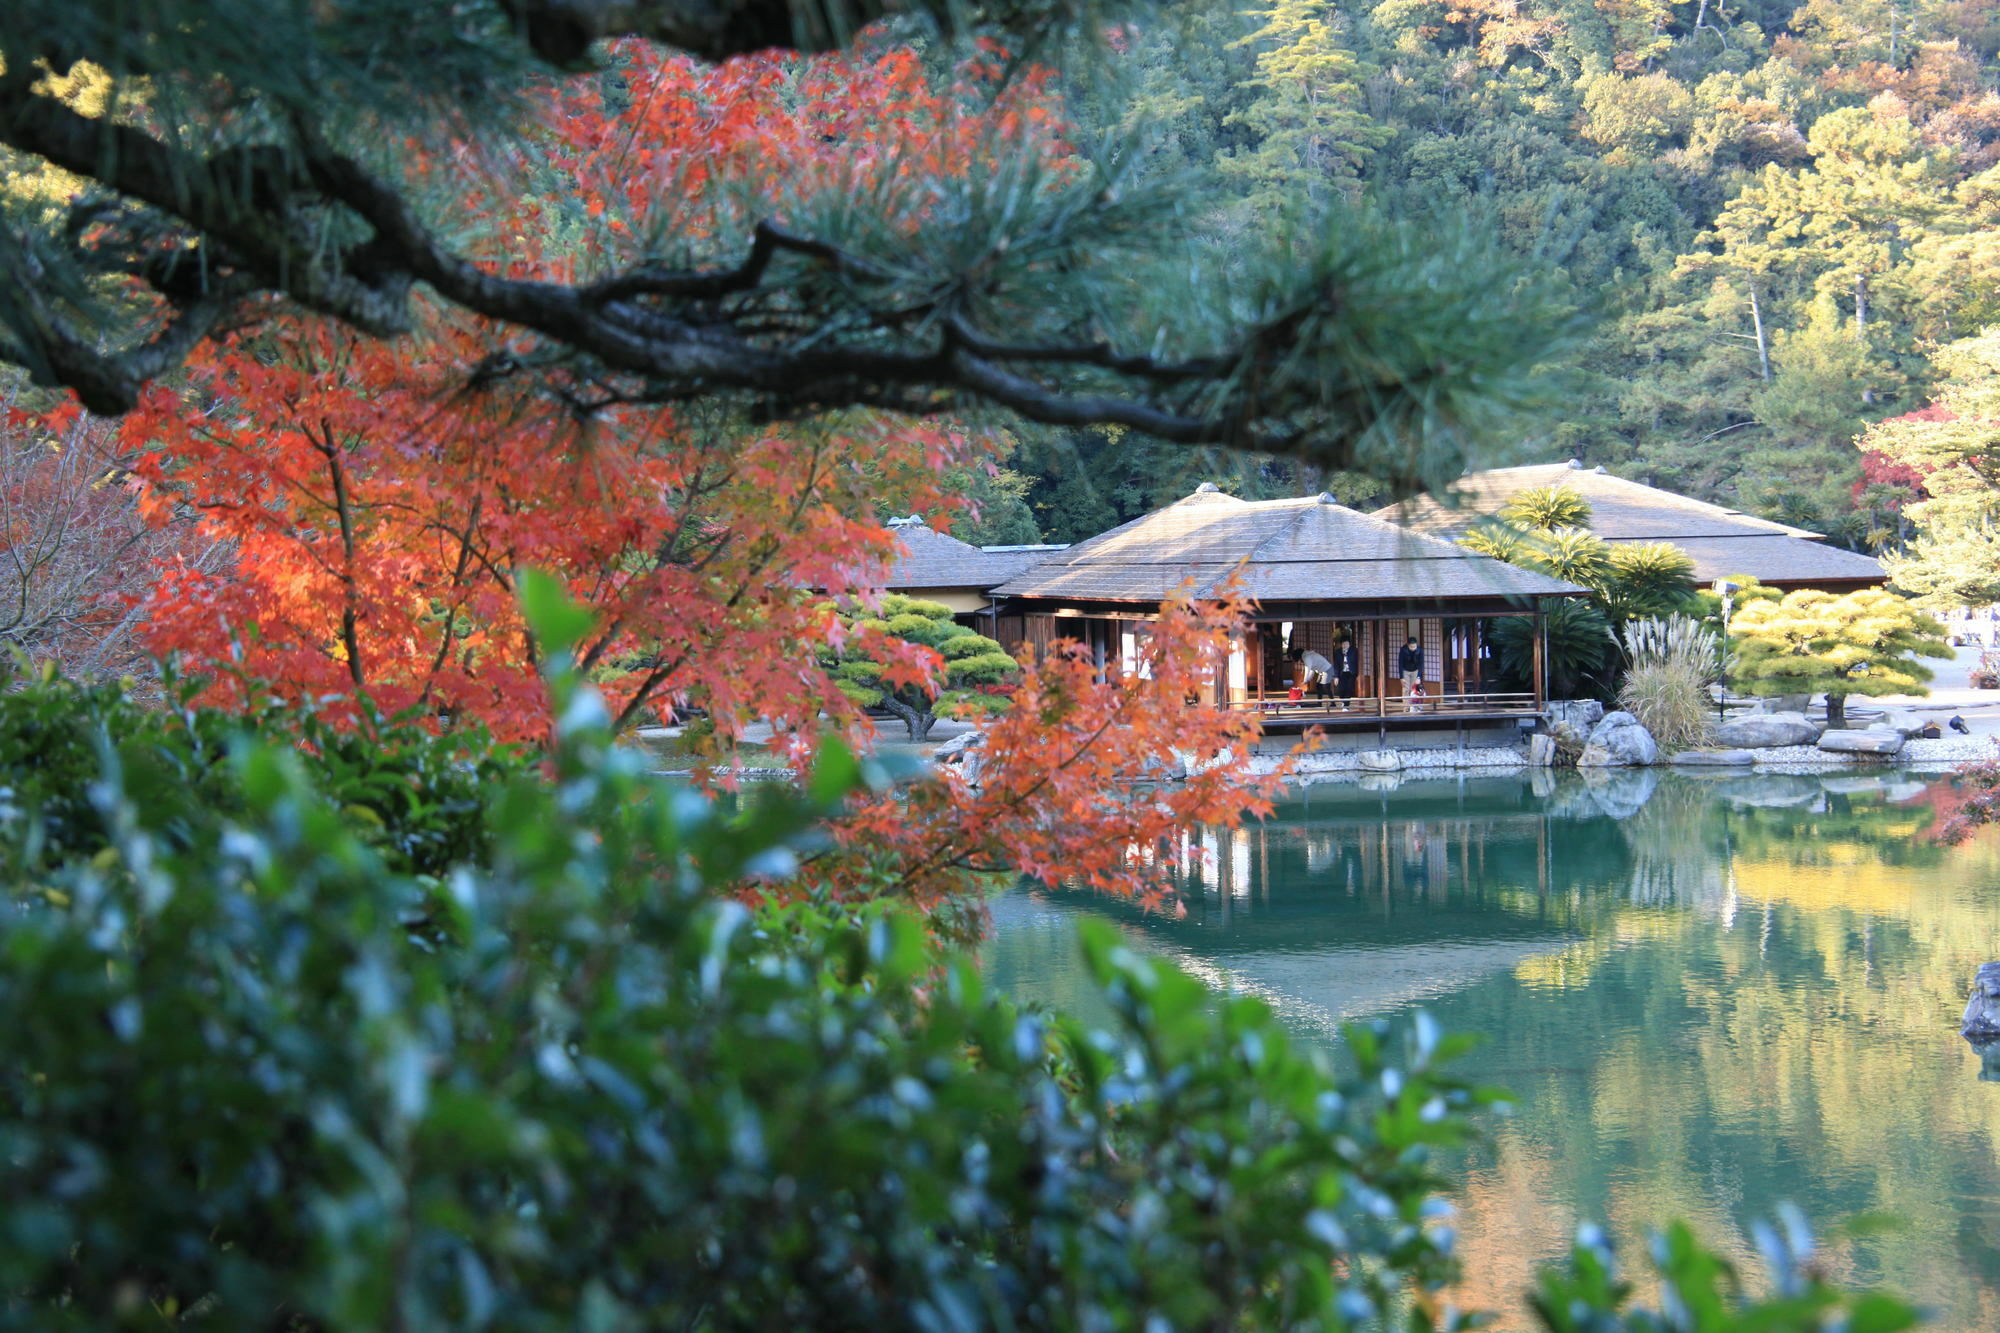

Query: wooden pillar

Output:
[1374, 618, 1387, 718]
[1532, 607, 1547, 705]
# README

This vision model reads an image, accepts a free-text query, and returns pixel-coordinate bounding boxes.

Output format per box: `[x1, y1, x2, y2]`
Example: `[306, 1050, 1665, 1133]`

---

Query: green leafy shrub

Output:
[0, 672, 527, 879]
[1601, 542, 1699, 623]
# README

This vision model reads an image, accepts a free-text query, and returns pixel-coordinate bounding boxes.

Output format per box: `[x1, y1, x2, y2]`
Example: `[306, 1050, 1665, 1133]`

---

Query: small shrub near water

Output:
[1619, 614, 1720, 751]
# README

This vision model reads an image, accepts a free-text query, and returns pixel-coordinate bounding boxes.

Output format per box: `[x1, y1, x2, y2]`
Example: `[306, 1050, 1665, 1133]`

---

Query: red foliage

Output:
[117, 42, 1067, 749]
[45, 39, 1298, 908]
[1934, 747, 2000, 844]
[816, 584, 1297, 908]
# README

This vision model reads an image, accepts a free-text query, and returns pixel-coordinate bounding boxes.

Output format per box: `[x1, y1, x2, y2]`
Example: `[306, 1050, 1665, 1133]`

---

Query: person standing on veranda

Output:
[1333, 634, 1359, 710]
[1397, 635, 1423, 708]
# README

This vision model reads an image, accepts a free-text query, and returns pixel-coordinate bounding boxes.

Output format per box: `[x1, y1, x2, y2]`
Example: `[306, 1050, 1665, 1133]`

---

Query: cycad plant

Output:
[1617, 614, 1719, 750]
[1491, 598, 1616, 699]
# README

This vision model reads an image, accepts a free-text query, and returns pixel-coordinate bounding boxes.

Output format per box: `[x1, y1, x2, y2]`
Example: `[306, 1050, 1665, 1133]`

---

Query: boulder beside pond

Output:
[1576, 710, 1659, 767]
[1545, 699, 1605, 731]
[1356, 749, 1403, 772]
[1817, 728, 1905, 756]
[1962, 963, 2000, 1043]
[1713, 711, 1822, 749]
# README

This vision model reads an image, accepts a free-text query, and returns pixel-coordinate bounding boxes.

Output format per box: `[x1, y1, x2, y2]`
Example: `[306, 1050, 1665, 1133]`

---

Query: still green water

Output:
[982, 767, 2000, 1330]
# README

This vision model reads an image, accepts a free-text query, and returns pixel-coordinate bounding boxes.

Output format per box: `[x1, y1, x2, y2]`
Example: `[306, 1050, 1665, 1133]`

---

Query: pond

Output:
[982, 767, 2000, 1329]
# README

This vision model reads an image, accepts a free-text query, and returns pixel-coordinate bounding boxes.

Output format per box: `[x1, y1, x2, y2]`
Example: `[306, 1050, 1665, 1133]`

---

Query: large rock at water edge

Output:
[1713, 711, 1821, 749]
[1545, 699, 1605, 731]
[1963, 963, 2000, 1042]
[1667, 749, 1756, 766]
[1577, 710, 1659, 767]
[1527, 733, 1557, 767]
[1356, 749, 1403, 772]
[1817, 728, 1905, 756]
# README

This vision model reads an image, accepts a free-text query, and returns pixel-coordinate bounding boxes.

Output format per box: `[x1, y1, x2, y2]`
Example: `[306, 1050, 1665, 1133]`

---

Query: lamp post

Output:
[1713, 579, 1739, 724]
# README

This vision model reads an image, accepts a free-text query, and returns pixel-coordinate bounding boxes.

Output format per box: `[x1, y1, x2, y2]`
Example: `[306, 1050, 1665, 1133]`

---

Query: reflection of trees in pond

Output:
[994, 771, 2000, 1330]
[1429, 857, 2000, 1329]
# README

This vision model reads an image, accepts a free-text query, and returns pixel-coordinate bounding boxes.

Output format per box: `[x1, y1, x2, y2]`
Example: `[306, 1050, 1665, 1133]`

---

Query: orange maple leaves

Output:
[90, 37, 1291, 909]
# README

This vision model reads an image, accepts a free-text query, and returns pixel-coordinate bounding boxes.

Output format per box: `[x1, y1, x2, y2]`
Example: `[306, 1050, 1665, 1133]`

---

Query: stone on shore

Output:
[1667, 748, 1756, 766]
[1356, 749, 1403, 772]
[933, 730, 986, 784]
[1817, 728, 1905, 756]
[1527, 733, 1557, 767]
[1963, 963, 2000, 1043]
[1714, 711, 1821, 749]
[1577, 710, 1659, 767]
[1545, 699, 1605, 731]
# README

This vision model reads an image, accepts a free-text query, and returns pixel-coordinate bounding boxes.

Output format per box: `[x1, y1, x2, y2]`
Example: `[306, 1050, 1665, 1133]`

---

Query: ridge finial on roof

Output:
[1195, 481, 1220, 493]
[1594, 465, 1607, 473]
[1315, 491, 1338, 504]
[886, 513, 926, 528]
[1566, 458, 1584, 469]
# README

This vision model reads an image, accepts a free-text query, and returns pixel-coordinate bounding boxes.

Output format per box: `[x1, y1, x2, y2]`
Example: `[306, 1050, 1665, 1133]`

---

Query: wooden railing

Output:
[1229, 691, 1542, 720]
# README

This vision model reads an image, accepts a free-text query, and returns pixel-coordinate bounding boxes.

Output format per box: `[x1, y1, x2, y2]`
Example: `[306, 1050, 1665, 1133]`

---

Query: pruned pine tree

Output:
[1729, 586, 1951, 727]
[0, 0, 1575, 495]
[830, 595, 1016, 740]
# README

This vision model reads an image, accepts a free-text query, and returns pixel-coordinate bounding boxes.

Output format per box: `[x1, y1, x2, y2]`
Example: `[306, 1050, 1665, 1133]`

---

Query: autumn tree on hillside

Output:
[1729, 586, 1950, 726]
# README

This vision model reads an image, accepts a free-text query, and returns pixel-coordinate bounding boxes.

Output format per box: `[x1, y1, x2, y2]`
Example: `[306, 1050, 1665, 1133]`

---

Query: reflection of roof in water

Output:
[1141, 937, 1580, 1040]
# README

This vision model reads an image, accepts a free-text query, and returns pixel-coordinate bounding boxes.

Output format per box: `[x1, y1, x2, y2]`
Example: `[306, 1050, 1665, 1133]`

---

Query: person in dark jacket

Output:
[1397, 636, 1423, 705]
[1333, 635, 1359, 709]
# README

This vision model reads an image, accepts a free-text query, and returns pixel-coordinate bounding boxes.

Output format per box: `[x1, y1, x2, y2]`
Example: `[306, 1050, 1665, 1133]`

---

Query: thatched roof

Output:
[1374, 462, 1884, 587]
[881, 517, 1066, 590]
[990, 486, 1581, 603]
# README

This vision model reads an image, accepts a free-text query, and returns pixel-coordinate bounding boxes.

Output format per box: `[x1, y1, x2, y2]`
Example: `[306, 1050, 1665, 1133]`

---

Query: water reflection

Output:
[984, 769, 2000, 1330]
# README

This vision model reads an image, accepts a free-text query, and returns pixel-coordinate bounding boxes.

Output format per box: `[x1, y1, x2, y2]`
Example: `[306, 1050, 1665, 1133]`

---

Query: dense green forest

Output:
[970, 0, 2000, 550]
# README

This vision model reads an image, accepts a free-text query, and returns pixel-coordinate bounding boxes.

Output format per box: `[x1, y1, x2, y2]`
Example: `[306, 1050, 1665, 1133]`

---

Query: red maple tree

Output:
[88, 39, 1294, 903]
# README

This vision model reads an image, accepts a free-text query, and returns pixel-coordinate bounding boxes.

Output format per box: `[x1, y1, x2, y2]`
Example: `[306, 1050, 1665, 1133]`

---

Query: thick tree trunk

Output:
[879, 695, 936, 741]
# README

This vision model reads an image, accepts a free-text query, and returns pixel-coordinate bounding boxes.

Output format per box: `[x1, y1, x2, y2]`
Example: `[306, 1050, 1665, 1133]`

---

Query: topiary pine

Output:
[1729, 587, 1951, 728]
[829, 595, 1018, 740]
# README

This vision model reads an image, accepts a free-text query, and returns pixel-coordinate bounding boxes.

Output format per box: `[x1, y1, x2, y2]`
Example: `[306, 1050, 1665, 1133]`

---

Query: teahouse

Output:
[985, 485, 1584, 733]
[1376, 461, 1885, 592]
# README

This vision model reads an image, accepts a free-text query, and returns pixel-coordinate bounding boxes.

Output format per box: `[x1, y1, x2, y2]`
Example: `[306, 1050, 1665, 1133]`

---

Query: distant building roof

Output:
[1374, 461, 1884, 587]
[990, 486, 1582, 603]
[880, 516, 1066, 591]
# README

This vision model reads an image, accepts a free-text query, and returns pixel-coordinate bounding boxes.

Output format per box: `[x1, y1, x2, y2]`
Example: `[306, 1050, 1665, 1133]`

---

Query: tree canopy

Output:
[0, 0, 1577, 495]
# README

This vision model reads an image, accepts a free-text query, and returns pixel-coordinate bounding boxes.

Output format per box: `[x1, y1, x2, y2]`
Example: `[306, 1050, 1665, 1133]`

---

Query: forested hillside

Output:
[993, 0, 2000, 549]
